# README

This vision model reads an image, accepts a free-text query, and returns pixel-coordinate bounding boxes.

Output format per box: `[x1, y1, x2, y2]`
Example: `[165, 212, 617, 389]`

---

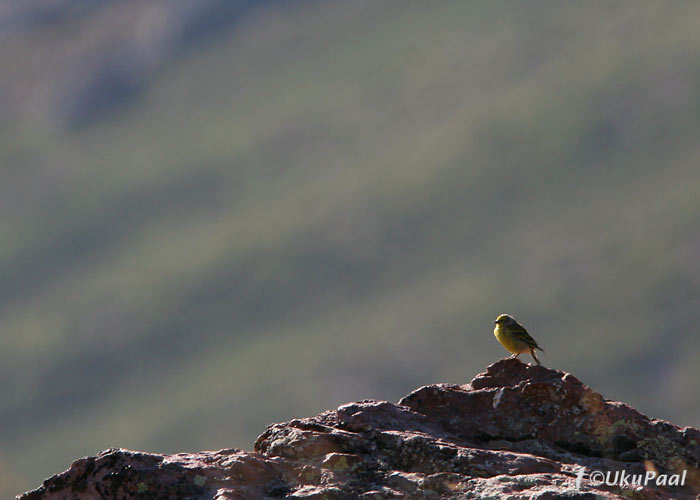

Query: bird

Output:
[493, 313, 544, 365]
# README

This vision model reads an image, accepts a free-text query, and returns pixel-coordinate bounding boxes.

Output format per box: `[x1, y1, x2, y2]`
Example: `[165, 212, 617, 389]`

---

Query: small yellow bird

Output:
[493, 314, 544, 365]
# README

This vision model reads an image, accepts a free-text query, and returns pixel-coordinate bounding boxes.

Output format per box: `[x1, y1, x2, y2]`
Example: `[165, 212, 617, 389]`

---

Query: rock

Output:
[18, 359, 700, 499]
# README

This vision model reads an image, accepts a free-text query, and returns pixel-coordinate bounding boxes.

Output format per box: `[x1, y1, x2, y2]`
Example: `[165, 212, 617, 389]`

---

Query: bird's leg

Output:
[509, 353, 519, 359]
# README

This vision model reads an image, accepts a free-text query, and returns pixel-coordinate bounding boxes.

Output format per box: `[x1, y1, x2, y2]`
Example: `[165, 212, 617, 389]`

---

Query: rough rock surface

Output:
[19, 359, 700, 499]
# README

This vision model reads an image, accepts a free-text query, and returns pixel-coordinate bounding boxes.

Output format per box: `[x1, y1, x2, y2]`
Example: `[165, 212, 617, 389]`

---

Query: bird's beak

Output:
[493, 320, 498, 324]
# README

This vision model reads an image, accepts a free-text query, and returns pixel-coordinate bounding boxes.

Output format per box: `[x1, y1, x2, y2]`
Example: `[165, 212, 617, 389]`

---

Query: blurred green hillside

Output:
[3, 1, 700, 497]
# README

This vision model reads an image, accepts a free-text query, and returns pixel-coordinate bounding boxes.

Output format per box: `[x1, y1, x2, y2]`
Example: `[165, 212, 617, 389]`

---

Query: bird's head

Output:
[494, 314, 515, 325]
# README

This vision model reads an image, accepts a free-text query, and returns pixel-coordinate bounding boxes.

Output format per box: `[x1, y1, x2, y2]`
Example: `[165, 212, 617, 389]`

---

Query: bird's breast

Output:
[493, 324, 503, 339]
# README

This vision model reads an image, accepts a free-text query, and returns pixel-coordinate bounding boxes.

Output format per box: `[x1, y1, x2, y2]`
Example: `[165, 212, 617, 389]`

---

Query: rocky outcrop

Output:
[19, 359, 700, 499]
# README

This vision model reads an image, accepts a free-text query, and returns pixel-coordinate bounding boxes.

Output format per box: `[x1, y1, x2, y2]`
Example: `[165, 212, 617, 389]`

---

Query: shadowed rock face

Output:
[18, 359, 700, 499]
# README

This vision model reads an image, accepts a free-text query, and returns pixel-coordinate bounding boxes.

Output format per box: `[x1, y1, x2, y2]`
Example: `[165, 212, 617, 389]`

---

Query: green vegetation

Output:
[2, 1, 700, 496]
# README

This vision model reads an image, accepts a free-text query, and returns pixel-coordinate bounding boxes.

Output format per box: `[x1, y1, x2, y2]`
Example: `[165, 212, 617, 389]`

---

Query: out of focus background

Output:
[2, 1, 700, 496]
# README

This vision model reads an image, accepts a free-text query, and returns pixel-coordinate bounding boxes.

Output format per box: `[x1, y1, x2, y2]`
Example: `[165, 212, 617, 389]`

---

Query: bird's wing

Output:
[511, 323, 543, 350]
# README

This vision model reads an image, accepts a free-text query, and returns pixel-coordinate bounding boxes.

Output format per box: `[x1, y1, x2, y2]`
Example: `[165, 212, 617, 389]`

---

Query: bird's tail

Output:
[530, 348, 542, 366]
